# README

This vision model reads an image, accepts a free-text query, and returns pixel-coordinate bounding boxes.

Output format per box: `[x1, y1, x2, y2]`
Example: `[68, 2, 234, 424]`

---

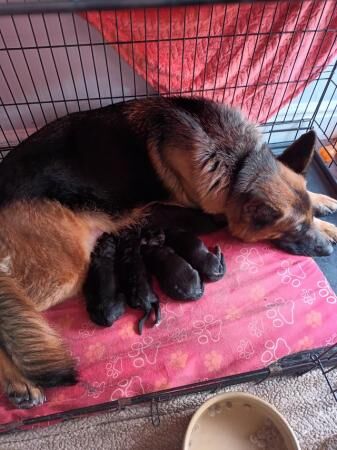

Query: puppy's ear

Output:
[244, 198, 282, 230]
[277, 130, 316, 176]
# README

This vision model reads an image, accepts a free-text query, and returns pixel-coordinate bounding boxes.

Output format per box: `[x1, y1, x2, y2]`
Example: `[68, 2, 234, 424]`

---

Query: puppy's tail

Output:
[0, 274, 77, 387]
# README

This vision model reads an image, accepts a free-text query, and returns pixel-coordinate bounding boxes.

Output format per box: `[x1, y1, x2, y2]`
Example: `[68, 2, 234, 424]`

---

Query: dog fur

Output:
[116, 229, 161, 334]
[0, 199, 140, 408]
[0, 97, 335, 256]
[83, 233, 126, 328]
[0, 199, 220, 407]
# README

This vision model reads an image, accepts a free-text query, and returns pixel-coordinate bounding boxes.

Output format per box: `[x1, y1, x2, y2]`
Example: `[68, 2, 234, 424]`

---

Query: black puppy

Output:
[165, 229, 225, 282]
[83, 233, 126, 327]
[117, 229, 161, 334]
[141, 227, 204, 301]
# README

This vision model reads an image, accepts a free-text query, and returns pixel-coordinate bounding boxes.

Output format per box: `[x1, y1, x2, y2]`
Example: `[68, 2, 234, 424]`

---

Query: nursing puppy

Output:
[0, 200, 221, 408]
[115, 229, 161, 335]
[0, 97, 335, 256]
[141, 227, 205, 302]
[0, 200, 141, 409]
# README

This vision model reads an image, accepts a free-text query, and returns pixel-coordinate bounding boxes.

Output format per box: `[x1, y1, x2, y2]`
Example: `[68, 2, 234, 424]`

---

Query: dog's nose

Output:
[314, 242, 334, 257]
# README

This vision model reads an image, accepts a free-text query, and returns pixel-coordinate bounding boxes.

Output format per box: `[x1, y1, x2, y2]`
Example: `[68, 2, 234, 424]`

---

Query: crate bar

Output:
[2, 28, 337, 51]
[0, 0, 285, 17]
[0, 344, 335, 434]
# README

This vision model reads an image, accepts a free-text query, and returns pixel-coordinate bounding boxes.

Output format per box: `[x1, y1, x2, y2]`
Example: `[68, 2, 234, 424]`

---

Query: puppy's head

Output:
[226, 131, 333, 256]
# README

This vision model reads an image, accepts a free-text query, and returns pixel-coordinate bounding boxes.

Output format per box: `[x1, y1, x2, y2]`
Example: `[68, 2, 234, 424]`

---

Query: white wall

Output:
[0, 13, 154, 147]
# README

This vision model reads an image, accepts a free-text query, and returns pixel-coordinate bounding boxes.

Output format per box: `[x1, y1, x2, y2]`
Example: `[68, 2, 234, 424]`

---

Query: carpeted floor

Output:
[0, 368, 337, 450]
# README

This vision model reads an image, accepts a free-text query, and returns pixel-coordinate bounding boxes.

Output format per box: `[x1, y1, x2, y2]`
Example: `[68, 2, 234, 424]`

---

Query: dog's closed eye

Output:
[245, 201, 282, 230]
[292, 222, 309, 235]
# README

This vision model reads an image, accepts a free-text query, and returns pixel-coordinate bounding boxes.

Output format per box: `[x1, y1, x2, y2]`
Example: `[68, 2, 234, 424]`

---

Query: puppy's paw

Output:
[311, 193, 337, 217]
[203, 246, 226, 282]
[7, 381, 46, 409]
[88, 294, 126, 327]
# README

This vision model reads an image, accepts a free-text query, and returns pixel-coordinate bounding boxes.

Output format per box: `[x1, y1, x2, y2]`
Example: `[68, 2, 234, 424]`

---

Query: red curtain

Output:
[83, 0, 337, 123]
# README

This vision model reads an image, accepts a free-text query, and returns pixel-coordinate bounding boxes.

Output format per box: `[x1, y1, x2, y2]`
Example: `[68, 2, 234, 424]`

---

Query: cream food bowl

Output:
[183, 392, 300, 450]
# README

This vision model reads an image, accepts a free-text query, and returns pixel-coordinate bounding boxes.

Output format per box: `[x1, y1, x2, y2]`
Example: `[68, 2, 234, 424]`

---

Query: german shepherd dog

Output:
[0, 97, 336, 256]
[0, 97, 336, 408]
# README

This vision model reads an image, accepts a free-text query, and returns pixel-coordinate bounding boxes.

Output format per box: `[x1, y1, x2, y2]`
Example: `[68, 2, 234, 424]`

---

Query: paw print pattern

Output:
[237, 339, 254, 360]
[167, 328, 188, 344]
[277, 260, 306, 288]
[325, 333, 337, 346]
[193, 315, 222, 344]
[302, 288, 316, 305]
[106, 357, 123, 379]
[236, 248, 264, 274]
[87, 381, 105, 399]
[317, 279, 337, 304]
[162, 303, 185, 330]
[78, 322, 96, 338]
[248, 317, 264, 337]
[261, 338, 291, 364]
[265, 298, 295, 328]
[110, 376, 145, 401]
[128, 336, 159, 368]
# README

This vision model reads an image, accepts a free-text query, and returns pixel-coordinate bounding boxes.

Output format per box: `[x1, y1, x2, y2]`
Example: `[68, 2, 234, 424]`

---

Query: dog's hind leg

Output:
[0, 348, 45, 409]
[0, 274, 76, 396]
[309, 191, 337, 217]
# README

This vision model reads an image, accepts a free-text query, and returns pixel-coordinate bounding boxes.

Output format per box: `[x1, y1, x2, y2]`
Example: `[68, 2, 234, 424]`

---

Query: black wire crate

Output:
[1, 0, 337, 187]
[0, 0, 337, 430]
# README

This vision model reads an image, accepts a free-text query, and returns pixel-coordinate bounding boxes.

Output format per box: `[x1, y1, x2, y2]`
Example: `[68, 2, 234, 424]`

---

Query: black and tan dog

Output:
[0, 96, 336, 256]
[0, 97, 336, 408]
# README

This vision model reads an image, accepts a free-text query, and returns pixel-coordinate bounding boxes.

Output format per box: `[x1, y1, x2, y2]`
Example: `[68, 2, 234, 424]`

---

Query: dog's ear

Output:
[277, 130, 316, 175]
[244, 198, 282, 230]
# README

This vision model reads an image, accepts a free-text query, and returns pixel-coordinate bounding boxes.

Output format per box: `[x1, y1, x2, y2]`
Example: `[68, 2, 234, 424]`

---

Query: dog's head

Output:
[225, 130, 334, 256]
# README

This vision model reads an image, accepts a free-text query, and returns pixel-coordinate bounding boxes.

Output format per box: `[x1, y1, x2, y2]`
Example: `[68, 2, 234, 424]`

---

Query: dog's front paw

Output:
[202, 246, 226, 282]
[324, 222, 337, 244]
[310, 192, 337, 217]
[314, 218, 337, 244]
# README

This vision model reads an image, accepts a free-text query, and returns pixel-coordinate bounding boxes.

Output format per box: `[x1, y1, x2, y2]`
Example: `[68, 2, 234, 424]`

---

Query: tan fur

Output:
[314, 217, 337, 243]
[225, 163, 311, 242]
[0, 347, 45, 407]
[0, 200, 147, 310]
[309, 191, 337, 217]
[126, 97, 337, 248]
[0, 199, 147, 407]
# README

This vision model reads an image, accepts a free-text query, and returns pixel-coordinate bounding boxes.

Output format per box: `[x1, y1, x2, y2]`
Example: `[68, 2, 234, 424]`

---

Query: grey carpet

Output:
[0, 369, 336, 450]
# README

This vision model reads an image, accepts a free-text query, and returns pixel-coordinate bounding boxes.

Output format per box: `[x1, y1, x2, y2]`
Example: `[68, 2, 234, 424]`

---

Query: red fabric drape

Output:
[83, 0, 337, 123]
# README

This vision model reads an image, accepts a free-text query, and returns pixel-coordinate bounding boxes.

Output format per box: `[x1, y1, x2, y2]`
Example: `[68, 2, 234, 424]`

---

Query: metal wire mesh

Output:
[0, 0, 337, 428]
[0, 0, 337, 183]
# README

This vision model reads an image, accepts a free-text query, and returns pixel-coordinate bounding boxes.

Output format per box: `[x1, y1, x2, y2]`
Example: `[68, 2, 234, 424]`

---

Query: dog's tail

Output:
[0, 274, 77, 387]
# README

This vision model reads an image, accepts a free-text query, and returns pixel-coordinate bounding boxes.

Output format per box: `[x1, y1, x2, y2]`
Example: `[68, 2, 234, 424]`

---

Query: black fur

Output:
[116, 229, 160, 334]
[147, 204, 223, 234]
[0, 103, 169, 212]
[165, 229, 225, 282]
[31, 367, 78, 389]
[141, 228, 204, 301]
[83, 233, 126, 327]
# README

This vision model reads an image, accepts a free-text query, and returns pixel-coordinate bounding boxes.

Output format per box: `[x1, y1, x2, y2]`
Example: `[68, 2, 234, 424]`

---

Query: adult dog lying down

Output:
[0, 97, 336, 257]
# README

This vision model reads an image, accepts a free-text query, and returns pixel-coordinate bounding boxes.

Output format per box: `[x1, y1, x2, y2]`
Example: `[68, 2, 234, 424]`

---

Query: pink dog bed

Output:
[0, 231, 336, 428]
